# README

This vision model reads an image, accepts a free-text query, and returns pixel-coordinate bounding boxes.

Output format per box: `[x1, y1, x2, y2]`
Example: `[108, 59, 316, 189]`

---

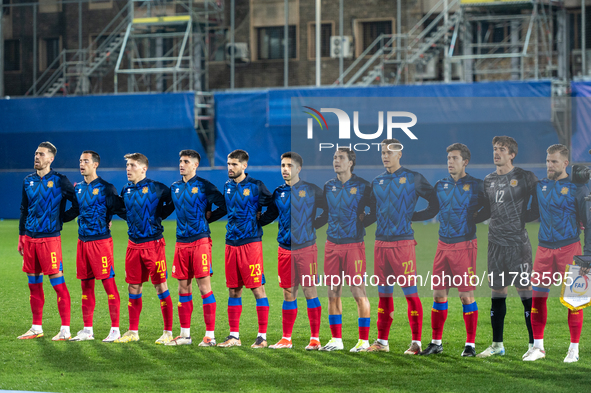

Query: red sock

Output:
[532, 294, 548, 340]
[158, 291, 173, 331]
[128, 294, 142, 331]
[81, 279, 96, 327]
[228, 297, 242, 332]
[406, 295, 423, 341]
[201, 291, 216, 332]
[256, 298, 270, 334]
[377, 297, 394, 341]
[568, 309, 584, 343]
[431, 301, 448, 341]
[102, 277, 120, 328]
[51, 277, 71, 326]
[358, 318, 370, 340]
[329, 315, 343, 339]
[306, 298, 321, 338]
[462, 302, 478, 344]
[28, 282, 45, 325]
[282, 300, 298, 338]
[178, 293, 193, 329]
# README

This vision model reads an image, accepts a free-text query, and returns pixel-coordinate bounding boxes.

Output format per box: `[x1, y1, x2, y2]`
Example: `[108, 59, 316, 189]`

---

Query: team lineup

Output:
[17, 136, 591, 362]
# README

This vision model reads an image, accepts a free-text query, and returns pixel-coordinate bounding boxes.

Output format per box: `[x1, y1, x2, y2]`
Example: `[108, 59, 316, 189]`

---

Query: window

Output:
[4, 39, 20, 71]
[208, 28, 227, 61]
[569, 9, 591, 51]
[3, 0, 9, 16]
[257, 26, 296, 60]
[308, 22, 333, 59]
[46, 38, 60, 69]
[362, 21, 392, 53]
[472, 22, 513, 54]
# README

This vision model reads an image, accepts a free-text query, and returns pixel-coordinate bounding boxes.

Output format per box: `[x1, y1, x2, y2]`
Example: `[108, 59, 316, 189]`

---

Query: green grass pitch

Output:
[0, 219, 590, 392]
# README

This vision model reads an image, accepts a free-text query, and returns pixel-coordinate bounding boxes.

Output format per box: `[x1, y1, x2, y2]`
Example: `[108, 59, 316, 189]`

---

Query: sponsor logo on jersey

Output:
[243, 189, 250, 196]
[443, 184, 449, 189]
[379, 180, 384, 185]
[192, 187, 199, 194]
[280, 192, 285, 197]
[142, 186, 148, 194]
[399, 177, 407, 184]
[542, 185, 547, 191]
[93, 188, 99, 195]
[463, 184, 471, 191]
[350, 187, 357, 195]
[47, 181, 54, 188]
[30, 181, 34, 186]
[299, 190, 306, 197]
[561, 187, 569, 195]
[510, 179, 518, 187]
[332, 186, 337, 191]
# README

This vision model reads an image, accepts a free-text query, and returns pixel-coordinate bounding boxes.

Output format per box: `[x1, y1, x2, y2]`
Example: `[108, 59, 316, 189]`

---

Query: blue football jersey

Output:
[316, 174, 371, 245]
[365, 166, 439, 242]
[121, 178, 172, 243]
[532, 177, 591, 253]
[224, 174, 272, 246]
[435, 174, 485, 243]
[260, 180, 325, 250]
[168, 174, 227, 242]
[66, 177, 125, 241]
[19, 170, 76, 238]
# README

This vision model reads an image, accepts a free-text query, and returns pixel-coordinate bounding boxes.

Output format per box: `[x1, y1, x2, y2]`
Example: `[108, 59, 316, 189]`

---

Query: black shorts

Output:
[487, 240, 532, 290]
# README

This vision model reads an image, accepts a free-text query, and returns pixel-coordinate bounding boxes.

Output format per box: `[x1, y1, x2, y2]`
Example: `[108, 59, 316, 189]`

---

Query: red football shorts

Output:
[172, 237, 213, 280]
[22, 235, 63, 275]
[324, 241, 366, 285]
[431, 239, 478, 292]
[533, 241, 581, 277]
[76, 238, 115, 280]
[278, 244, 318, 289]
[374, 240, 418, 287]
[225, 241, 264, 289]
[125, 238, 167, 285]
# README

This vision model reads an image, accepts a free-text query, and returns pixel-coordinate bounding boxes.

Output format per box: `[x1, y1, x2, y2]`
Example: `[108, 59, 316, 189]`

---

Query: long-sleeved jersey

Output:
[476, 167, 538, 247]
[259, 180, 325, 250]
[435, 174, 486, 244]
[121, 178, 172, 244]
[365, 167, 439, 242]
[19, 169, 75, 238]
[224, 174, 272, 246]
[166, 174, 227, 242]
[66, 177, 125, 241]
[316, 174, 371, 245]
[531, 176, 591, 254]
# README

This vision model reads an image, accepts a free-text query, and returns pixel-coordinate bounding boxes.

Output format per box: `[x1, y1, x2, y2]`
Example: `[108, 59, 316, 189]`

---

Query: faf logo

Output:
[571, 275, 590, 295]
[304, 106, 417, 152]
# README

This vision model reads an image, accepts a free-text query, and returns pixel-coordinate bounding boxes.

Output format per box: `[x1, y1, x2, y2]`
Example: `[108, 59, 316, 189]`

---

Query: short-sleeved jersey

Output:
[480, 167, 538, 247]
[69, 177, 124, 241]
[318, 174, 371, 245]
[168, 174, 226, 243]
[224, 174, 272, 246]
[19, 170, 75, 238]
[366, 167, 439, 242]
[532, 177, 591, 253]
[121, 178, 172, 244]
[259, 180, 325, 251]
[435, 174, 485, 244]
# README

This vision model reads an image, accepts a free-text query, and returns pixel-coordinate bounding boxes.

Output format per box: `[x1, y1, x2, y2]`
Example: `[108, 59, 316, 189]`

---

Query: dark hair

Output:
[446, 143, 471, 163]
[281, 151, 303, 167]
[336, 147, 356, 172]
[492, 136, 518, 163]
[82, 150, 101, 164]
[381, 138, 402, 152]
[179, 149, 201, 163]
[124, 152, 149, 167]
[38, 141, 57, 156]
[228, 149, 249, 163]
[547, 144, 569, 159]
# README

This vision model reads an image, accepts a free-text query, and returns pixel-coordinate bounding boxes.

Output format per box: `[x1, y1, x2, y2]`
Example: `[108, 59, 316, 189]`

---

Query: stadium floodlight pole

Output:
[315, 0, 320, 86]
[339, 0, 343, 84]
[78, 0, 82, 52]
[397, 0, 401, 62]
[583, 0, 586, 76]
[284, 0, 288, 87]
[230, 0, 235, 90]
[33, 3, 37, 95]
